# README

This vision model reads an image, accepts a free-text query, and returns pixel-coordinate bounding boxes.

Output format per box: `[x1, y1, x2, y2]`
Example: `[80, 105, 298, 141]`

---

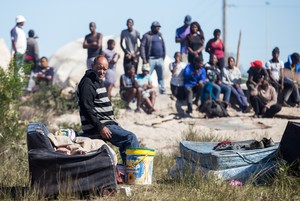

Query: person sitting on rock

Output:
[136, 64, 156, 114]
[120, 64, 141, 112]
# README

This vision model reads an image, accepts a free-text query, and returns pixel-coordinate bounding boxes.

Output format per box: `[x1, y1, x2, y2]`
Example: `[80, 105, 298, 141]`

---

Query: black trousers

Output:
[250, 95, 282, 117]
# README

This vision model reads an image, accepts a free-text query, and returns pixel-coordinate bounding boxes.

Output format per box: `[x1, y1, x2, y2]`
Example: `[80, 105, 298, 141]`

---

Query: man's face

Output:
[152, 26, 160, 33]
[89, 23, 96, 33]
[41, 58, 48, 68]
[127, 20, 133, 30]
[195, 61, 203, 69]
[93, 57, 108, 80]
[272, 52, 279, 60]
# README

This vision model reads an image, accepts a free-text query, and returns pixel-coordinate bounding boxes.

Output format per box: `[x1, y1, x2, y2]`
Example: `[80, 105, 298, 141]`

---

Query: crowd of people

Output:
[10, 14, 300, 118]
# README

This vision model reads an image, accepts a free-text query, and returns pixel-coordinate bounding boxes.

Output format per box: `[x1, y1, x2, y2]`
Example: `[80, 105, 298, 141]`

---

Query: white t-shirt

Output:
[265, 60, 284, 81]
[11, 25, 27, 54]
[169, 61, 186, 86]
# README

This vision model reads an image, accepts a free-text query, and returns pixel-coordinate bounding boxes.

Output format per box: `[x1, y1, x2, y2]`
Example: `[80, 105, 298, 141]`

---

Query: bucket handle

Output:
[127, 154, 149, 168]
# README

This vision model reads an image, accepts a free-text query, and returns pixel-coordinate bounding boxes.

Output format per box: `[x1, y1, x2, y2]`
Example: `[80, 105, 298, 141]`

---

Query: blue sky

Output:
[0, 0, 299, 72]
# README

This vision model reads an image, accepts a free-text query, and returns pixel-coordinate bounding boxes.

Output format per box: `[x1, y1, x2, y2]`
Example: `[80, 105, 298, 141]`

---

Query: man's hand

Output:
[100, 126, 112, 139]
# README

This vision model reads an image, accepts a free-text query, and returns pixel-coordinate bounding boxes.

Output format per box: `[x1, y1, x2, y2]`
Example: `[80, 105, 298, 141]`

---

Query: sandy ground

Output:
[49, 89, 300, 155]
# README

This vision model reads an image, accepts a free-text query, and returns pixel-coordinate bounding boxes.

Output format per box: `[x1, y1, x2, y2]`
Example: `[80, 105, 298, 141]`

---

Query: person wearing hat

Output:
[246, 60, 269, 96]
[136, 63, 156, 114]
[175, 15, 192, 63]
[10, 15, 27, 73]
[140, 21, 166, 94]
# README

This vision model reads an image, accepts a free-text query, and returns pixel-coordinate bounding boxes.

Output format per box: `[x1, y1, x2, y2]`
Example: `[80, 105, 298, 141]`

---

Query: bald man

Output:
[77, 55, 139, 163]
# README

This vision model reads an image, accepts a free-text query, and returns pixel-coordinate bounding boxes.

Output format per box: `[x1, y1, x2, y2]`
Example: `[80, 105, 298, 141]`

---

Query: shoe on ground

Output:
[262, 137, 275, 148]
[282, 101, 290, 107]
[134, 108, 141, 113]
[242, 105, 251, 113]
[245, 140, 264, 150]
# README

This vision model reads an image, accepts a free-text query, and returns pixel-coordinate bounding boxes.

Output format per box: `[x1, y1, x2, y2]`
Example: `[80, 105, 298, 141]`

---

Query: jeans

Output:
[211, 82, 231, 102]
[230, 85, 249, 108]
[149, 57, 166, 94]
[283, 77, 300, 103]
[81, 124, 139, 164]
[185, 85, 202, 112]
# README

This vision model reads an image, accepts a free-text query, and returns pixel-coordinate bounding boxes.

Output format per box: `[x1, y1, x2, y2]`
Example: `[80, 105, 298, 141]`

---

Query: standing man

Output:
[83, 22, 103, 69]
[25, 29, 39, 73]
[140, 21, 166, 94]
[10, 15, 27, 73]
[120, 18, 141, 73]
[77, 55, 139, 164]
[175, 15, 191, 63]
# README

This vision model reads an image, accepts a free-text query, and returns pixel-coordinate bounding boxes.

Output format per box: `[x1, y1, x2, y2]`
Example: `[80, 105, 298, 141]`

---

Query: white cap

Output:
[16, 15, 26, 23]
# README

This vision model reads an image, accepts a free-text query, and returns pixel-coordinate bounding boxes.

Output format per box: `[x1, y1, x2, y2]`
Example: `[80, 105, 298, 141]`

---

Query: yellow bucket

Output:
[125, 148, 155, 185]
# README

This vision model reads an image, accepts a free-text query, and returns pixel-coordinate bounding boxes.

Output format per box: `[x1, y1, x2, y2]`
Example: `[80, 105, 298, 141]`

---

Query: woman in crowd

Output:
[223, 57, 250, 112]
[204, 54, 231, 105]
[169, 52, 186, 100]
[205, 29, 225, 72]
[186, 21, 205, 64]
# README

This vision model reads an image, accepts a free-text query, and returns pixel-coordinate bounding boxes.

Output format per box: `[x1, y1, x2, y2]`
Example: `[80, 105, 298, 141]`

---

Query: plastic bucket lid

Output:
[126, 148, 155, 156]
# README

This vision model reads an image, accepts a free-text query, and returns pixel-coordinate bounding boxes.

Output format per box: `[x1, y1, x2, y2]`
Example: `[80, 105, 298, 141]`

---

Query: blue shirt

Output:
[176, 25, 190, 54]
[150, 34, 164, 58]
[183, 63, 206, 88]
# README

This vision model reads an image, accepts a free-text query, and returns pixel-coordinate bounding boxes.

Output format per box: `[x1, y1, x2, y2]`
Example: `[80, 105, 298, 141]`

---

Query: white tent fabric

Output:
[49, 35, 172, 89]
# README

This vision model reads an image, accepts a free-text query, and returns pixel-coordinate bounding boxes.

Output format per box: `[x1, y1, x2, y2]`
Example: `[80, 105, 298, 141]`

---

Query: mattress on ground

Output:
[180, 140, 279, 170]
[172, 157, 277, 183]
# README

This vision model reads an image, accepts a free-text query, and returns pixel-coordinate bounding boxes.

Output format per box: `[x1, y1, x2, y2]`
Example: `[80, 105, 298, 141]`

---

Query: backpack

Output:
[199, 100, 229, 118]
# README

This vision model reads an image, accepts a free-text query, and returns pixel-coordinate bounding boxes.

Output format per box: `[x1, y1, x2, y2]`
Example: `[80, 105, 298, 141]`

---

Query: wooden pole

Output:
[236, 30, 241, 68]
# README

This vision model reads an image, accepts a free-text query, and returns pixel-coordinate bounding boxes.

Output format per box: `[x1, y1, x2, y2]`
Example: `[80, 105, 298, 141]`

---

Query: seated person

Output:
[249, 77, 281, 118]
[120, 64, 141, 112]
[103, 39, 120, 100]
[246, 60, 268, 96]
[204, 54, 231, 105]
[136, 64, 156, 114]
[169, 52, 186, 100]
[223, 56, 250, 112]
[183, 57, 206, 114]
[283, 52, 300, 107]
[33, 56, 54, 86]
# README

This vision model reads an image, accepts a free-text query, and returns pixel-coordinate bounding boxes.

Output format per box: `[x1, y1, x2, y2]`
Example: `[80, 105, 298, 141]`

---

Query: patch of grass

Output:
[182, 125, 228, 142]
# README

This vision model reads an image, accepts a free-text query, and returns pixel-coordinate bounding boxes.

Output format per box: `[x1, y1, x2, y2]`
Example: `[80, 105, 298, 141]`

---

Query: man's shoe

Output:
[245, 140, 264, 150]
[262, 137, 275, 148]
[282, 101, 290, 107]
[242, 105, 251, 113]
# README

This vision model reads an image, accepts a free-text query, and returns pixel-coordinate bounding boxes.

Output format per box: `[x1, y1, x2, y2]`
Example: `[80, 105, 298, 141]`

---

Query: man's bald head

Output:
[92, 55, 109, 80]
